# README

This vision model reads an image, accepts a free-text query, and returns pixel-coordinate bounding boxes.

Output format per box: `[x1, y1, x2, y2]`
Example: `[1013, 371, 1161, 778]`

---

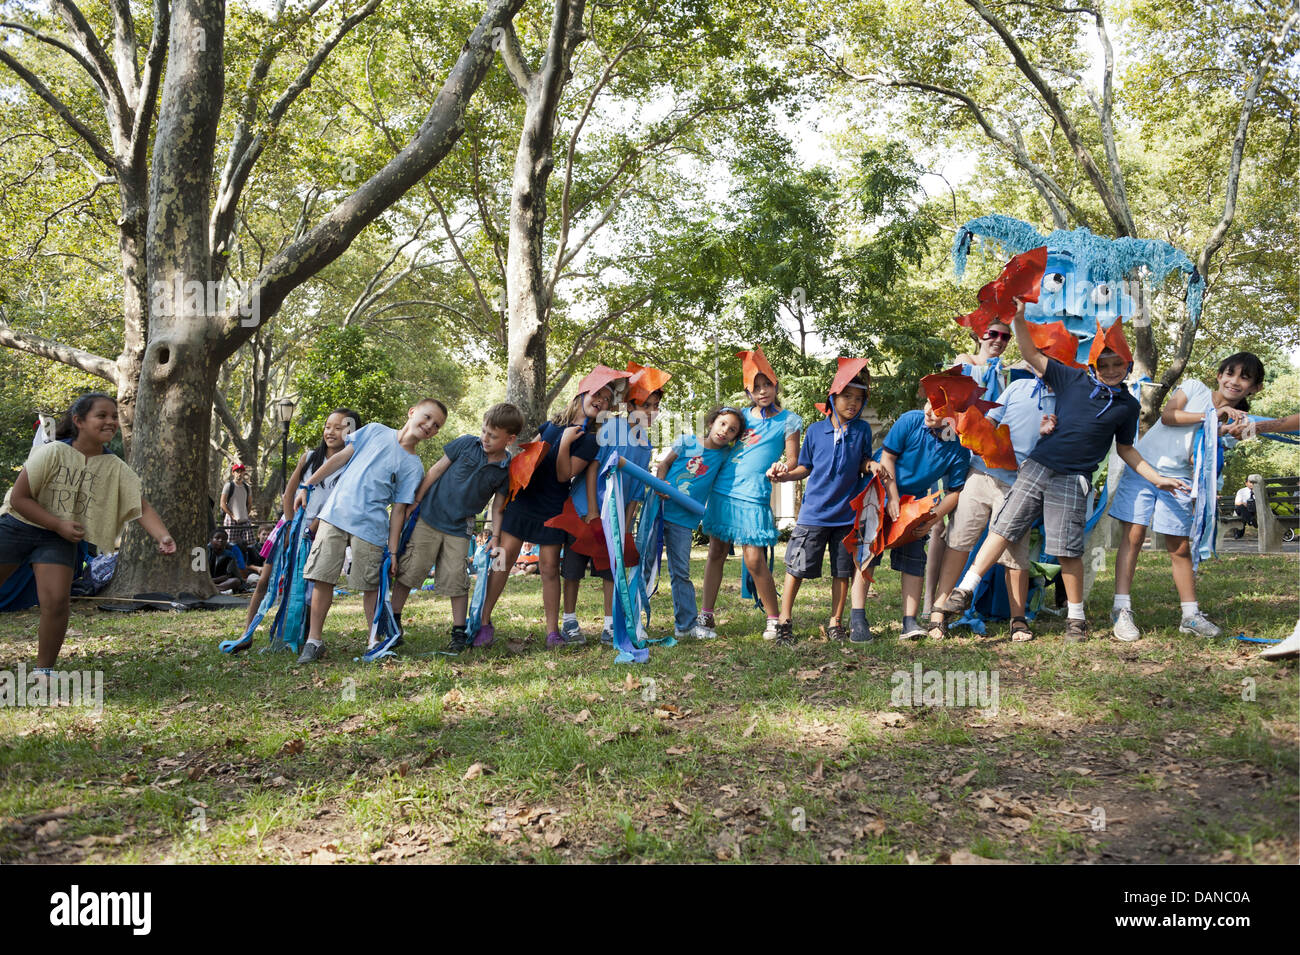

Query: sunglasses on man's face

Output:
[982, 330, 1012, 342]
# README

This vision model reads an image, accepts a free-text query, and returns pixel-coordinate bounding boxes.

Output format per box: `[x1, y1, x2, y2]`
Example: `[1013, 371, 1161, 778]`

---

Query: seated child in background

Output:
[773, 360, 873, 643]
[655, 405, 746, 639]
[393, 402, 524, 654]
[293, 400, 446, 662]
[873, 396, 970, 639]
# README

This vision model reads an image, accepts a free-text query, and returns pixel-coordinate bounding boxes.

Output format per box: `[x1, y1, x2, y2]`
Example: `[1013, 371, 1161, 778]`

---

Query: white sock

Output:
[604, 615, 613, 629]
[959, 569, 982, 593]
[1113, 594, 1132, 611]
[1180, 601, 1199, 619]
[767, 615, 779, 623]
[563, 612, 578, 626]
[307, 637, 323, 647]
[1067, 602, 1085, 621]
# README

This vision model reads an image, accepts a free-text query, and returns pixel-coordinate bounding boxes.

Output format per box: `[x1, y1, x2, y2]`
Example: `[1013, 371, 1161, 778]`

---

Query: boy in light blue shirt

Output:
[294, 399, 446, 662]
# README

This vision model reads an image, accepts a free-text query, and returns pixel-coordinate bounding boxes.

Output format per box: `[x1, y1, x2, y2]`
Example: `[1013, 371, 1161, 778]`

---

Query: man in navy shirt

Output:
[936, 307, 1186, 641]
[773, 360, 873, 643]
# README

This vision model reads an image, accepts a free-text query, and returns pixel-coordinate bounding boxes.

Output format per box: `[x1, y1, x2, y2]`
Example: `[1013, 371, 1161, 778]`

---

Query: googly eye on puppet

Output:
[953, 214, 1203, 366]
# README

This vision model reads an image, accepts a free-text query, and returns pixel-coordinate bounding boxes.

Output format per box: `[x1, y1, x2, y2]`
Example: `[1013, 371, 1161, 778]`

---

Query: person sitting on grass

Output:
[292, 399, 446, 663]
[391, 402, 524, 655]
[934, 306, 1185, 642]
[207, 528, 252, 592]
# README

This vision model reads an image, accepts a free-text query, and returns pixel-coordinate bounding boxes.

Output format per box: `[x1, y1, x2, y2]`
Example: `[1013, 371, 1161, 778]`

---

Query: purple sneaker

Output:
[546, 630, 565, 648]
[472, 623, 495, 648]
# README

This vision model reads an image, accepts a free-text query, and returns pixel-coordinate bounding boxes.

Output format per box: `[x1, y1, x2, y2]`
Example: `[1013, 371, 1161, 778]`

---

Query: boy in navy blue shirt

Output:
[874, 395, 971, 639]
[936, 308, 1186, 641]
[773, 360, 872, 643]
[393, 402, 524, 653]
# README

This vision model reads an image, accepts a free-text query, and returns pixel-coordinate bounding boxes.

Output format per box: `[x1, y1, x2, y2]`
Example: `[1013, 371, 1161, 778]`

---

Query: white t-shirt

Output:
[1134, 379, 1215, 480]
[1234, 486, 1253, 506]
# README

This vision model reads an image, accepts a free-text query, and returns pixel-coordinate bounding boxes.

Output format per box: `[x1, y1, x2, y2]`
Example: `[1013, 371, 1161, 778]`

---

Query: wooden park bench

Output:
[1257, 475, 1299, 552]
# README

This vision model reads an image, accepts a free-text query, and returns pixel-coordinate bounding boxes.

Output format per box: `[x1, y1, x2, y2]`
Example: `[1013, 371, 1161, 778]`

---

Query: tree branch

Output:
[497, 21, 533, 96]
[0, 319, 119, 382]
[129, 0, 170, 172]
[50, 0, 131, 139]
[0, 48, 118, 171]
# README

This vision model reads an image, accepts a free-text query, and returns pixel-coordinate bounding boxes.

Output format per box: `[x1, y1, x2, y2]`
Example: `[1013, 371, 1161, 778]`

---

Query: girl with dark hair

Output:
[0, 393, 175, 675]
[239, 408, 360, 631]
[1109, 352, 1266, 642]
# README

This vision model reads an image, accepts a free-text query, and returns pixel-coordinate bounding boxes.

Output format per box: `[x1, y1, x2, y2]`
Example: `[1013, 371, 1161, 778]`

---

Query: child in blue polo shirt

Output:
[936, 308, 1186, 641]
[655, 405, 747, 639]
[874, 396, 970, 639]
[392, 402, 525, 653]
[773, 359, 873, 643]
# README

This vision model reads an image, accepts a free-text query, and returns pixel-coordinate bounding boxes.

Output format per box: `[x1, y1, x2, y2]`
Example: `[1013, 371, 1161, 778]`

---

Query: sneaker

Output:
[1064, 618, 1089, 643]
[1111, 609, 1140, 643]
[561, 618, 583, 643]
[827, 624, 849, 642]
[900, 618, 927, 640]
[690, 623, 716, 640]
[1261, 623, 1300, 660]
[697, 612, 717, 639]
[297, 640, 326, 663]
[934, 588, 973, 617]
[598, 628, 611, 646]
[546, 630, 565, 649]
[774, 621, 795, 646]
[762, 619, 779, 641]
[363, 631, 402, 662]
[849, 616, 873, 644]
[445, 631, 472, 655]
[1178, 612, 1222, 638]
[471, 623, 494, 648]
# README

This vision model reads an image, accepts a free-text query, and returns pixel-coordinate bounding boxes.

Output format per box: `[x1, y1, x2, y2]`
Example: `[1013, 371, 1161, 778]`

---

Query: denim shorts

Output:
[0, 513, 78, 567]
[1108, 466, 1194, 537]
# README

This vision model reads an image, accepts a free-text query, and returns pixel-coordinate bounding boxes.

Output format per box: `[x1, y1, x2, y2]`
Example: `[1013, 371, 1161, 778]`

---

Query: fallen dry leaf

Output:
[570, 709, 591, 724]
[796, 669, 823, 681]
[949, 849, 1011, 865]
[441, 688, 464, 706]
[876, 712, 907, 727]
[665, 745, 692, 756]
[951, 769, 977, 788]
[463, 762, 493, 781]
[281, 738, 305, 756]
[741, 720, 757, 738]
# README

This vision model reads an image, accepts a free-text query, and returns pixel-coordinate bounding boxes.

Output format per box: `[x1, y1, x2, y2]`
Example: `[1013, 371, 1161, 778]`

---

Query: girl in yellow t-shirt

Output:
[0, 393, 175, 674]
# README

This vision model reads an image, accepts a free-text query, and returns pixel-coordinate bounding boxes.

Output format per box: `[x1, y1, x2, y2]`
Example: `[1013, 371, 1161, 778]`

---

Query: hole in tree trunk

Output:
[157, 346, 170, 367]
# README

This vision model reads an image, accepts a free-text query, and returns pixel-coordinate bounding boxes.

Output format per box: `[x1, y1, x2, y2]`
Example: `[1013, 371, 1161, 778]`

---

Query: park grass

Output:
[0, 548, 1296, 864]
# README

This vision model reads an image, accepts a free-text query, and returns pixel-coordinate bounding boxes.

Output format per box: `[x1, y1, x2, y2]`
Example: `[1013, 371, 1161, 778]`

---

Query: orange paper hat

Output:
[1026, 320, 1084, 368]
[921, 367, 999, 417]
[1087, 318, 1132, 368]
[507, 439, 549, 502]
[958, 246, 1047, 338]
[737, 346, 778, 392]
[816, 357, 871, 416]
[576, 365, 631, 399]
[625, 361, 671, 405]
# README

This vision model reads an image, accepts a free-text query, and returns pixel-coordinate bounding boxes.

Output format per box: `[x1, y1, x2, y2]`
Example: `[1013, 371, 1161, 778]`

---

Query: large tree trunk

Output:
[501, 0, 585, 430]
[109, 0, 225, 597]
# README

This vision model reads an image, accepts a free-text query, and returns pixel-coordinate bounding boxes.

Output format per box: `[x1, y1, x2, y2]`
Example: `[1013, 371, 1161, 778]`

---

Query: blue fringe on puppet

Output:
[740, 545, 776, 610]
[603, 456, 649, 663]
[1189, 410, 1219, 570]
[952, 214, 1204, 323]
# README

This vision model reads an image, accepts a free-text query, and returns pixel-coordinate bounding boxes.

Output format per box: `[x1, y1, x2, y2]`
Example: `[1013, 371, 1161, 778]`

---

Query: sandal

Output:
[1009, 617, 1034, 642]
[926, 620, 947, 641]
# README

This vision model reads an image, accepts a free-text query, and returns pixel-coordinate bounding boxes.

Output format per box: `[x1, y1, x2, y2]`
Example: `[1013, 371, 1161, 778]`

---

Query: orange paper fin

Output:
[955, 408, 1018, 472]
[1026, 320, 1083, 368]
[508, 440, 549, 503]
